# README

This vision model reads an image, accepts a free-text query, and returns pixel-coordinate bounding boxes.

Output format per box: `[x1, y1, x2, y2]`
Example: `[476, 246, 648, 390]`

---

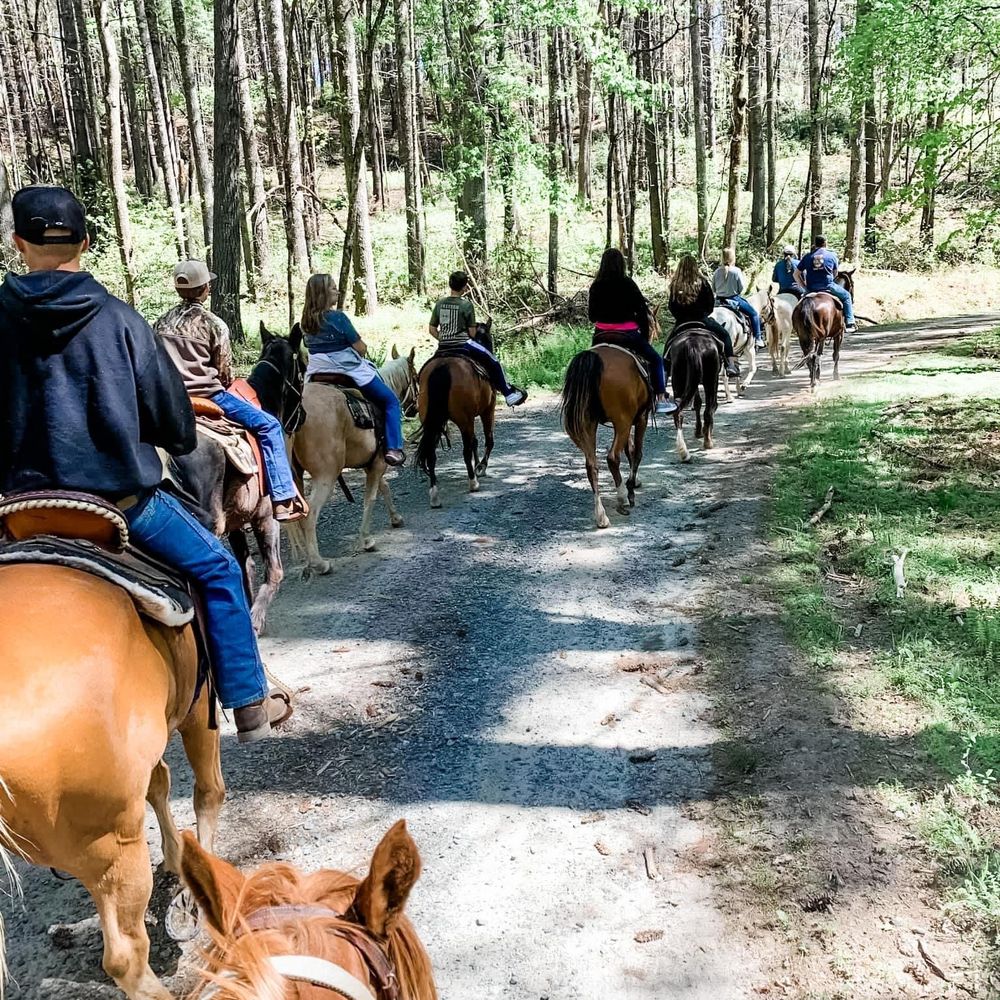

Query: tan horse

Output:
[0, 564, 223, 1000]
[287, 332, 415, 573]
[562, 344, 651, 529]
[180, 820, 438, 1000]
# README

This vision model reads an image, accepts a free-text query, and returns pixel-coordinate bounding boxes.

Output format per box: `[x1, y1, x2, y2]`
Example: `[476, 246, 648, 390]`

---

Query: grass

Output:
[501, 322, 591, 391]
[769, 330, 1000, 936]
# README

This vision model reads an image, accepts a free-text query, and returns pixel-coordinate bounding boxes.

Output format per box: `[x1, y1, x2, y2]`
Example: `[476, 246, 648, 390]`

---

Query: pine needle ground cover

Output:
[771, 340, 1000, 939]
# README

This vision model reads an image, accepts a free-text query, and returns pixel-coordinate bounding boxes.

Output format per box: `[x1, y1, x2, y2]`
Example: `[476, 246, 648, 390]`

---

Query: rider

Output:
[299, 273, 406, 467]
[795, 235, 857, 333]
[712, 248, 765, 348]
[772, 245, 805, 298]
[0, 186, 288, 742]
[154, 260, 306, 522]
[667, 254, 740, 379]
[588, 248, 674, 416]
[429, 271, 527, 407]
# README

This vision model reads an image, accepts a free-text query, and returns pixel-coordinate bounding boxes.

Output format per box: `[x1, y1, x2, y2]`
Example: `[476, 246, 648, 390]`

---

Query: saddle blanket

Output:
[420, 348, 491, 384]
[804, 290, 844, 311]
[307, 374, 378, 431]
[665, 324, 724, 359]
[194, 416, 259, 476]
[0, 535, 194, 627]
[590, 341, 651, 383]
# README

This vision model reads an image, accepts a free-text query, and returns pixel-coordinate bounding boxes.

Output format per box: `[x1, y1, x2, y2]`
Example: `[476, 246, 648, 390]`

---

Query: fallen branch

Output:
[892, 547, 910, 598]
[809, 486, 835, 526]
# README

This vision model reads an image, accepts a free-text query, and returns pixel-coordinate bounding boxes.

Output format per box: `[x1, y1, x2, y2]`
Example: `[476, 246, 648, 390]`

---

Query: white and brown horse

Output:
[711, 288, 774, 399]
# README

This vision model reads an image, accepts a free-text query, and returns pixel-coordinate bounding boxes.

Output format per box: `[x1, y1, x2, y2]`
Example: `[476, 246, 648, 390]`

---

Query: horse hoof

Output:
[390, 515, 404, 528]
[617, 504, 630, 516]
[429, 487, 441, 509]
[363, 539, 376, 552]
[306, 559, 332, 577]
[165, 888, 201, 943]
[680, 453, 692, 464]
[469, 478, 480, 493]
[596, 516, 611, 529]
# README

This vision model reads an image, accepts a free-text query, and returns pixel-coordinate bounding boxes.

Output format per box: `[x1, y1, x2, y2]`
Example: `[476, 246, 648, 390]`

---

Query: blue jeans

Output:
[465, 339, 516, 395]
[126, 490, 268, 710]
[211, 391, 297, 503]
[359, 375, 404, 451]
[824, 283, 856, 325]
[722, 296, 763, 343]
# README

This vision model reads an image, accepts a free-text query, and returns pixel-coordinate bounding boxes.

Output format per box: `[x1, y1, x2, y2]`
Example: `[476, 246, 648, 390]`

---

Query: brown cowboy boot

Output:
[235, 691, 293, 743]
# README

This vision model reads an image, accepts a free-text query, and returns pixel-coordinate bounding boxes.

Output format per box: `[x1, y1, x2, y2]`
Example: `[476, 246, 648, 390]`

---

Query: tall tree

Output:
[748, 0, 766, 247]
[722, 0, 749, 249]
[805, 0, 823, 241]
[546, 26, 559, 298]
[690, 0, 709, 256]
[235, 23, 271, 276]
[56, 0, 98, 198]
[638, 11, 667, 272]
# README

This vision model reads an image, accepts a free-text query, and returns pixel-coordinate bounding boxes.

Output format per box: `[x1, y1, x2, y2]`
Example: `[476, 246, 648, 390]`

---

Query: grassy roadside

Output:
[770, 329, 1000, 949]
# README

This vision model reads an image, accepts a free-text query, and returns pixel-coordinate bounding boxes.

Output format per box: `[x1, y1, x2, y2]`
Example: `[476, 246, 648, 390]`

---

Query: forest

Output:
[2, 0, 1000, 338]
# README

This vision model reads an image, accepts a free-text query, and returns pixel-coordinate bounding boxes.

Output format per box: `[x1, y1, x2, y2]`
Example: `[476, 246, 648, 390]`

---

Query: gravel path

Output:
[5, 312, 996, 1000]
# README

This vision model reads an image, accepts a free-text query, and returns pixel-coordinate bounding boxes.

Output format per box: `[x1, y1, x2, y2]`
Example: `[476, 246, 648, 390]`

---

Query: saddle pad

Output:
[306, 378, 379, 432]
[195, 419, 259, 477]
[665, 324, 722, 359]
[591, 342, 651, 381]
[418, 350, 491, 384]
[803, 291, 844, 311]
[0, 535, 194, 627]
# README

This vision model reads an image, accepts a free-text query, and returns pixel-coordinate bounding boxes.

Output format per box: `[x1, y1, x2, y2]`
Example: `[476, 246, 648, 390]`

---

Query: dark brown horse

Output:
[667, 324, 721, 462]
[792, 271, 855, 391]
[562, 344, 651, 529]
[416, 321, 497, 509]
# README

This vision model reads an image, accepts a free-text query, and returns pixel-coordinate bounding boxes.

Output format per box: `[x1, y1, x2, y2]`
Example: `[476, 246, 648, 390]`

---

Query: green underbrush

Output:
[770, 334, 1000, 936]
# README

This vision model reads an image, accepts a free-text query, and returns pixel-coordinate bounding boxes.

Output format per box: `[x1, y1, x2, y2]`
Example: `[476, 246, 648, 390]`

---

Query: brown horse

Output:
[180, 820, 437, 1000]
[562, 343, 651, 529]
[415, 322, 497, 509]
[792, 271, 855, 391]
[0, 564, 224, 999]
[667, 325, 721, 462]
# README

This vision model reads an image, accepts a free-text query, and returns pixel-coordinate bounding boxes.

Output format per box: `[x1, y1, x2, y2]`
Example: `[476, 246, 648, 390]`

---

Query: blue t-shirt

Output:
[305, 309, 360, 355]
[799, 249, 839, 291]
[772, 257, 800, 290]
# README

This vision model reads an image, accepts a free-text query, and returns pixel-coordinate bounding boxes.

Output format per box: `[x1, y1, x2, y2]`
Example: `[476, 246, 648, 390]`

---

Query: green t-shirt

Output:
[431, 295, 476, 345]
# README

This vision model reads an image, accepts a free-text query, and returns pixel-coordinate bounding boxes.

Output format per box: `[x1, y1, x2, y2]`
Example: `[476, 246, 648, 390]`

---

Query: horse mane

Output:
[190, 862, 437, 1000]
[378, 355, 411, 398]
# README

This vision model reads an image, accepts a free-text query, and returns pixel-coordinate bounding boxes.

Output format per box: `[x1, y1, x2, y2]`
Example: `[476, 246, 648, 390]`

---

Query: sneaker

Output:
[235, 692, 293, 743]
[845, 323, 857, 334]
[504, 388, 528, 406]
[385, 449, 406, 467]
[655, 398, 678, 416]
[755, 338, 766, 349]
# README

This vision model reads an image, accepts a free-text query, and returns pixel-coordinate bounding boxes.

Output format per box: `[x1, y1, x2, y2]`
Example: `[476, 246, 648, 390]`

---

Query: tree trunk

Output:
[748, 0, 766, 247]
[638, 12, 667, 272]
[764, 0, 776, 244]
[393, 0, 425, 291]
[212, 0, 243, 339]
[133, 0, 187, 255]
[919, 107, 945, 246]
[576, 40, 593, 203]
[56, 0, 98, 199]
[92, 0, 136, 305]
[844, 110, 863, 261]
[236, 22, 271, 276]
[172, 0, 213, 254]
[0, 159, 15, 251]
[700, 0, 716, 154]
[691, 0, 709, 256]
[546, 27, 559, 298]
[805, 0, 823, 241]
[722, 0, 749, 249]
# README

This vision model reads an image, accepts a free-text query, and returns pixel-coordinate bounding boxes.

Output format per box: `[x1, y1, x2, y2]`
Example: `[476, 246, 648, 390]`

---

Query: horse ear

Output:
[485, 316, 493, 333]
[260, 321, 274, 346]
[289, 323, 303, 353]
[179, 831, 246, 934]
[391, 344, 399, 359]
[408, 346, 416, 364]
[353, 820, 421, 938]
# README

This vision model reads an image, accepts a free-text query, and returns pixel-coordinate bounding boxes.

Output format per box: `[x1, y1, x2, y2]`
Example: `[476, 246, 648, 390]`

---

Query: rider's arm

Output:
[428, 302, 441, 341]
[210, 316, 234, 388]
[133, 321, 197, 456]
[464, 298, 477, 339]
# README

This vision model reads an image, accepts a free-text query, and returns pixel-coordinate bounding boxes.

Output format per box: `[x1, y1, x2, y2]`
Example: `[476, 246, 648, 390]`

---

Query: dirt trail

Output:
[2, 312, 996, 999]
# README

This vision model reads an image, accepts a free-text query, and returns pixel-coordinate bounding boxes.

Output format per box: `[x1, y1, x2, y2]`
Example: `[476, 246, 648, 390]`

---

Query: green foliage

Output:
[500, 322, 591, 389]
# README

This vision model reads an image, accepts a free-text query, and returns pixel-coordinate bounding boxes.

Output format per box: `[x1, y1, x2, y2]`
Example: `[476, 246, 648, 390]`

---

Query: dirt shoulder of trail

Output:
[689, 315, 1000, 1000]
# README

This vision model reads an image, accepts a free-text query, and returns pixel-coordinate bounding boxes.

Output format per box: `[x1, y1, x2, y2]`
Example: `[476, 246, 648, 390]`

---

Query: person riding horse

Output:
[588, 248, 674, 415]
[0, 186, 289, 743]
[712, 248, 765, 347]
[666, 254, 740, 379]
[428, 271, 527, 408]
[300, 273, 407, 467]
[154, 260, 307, 522]
[795, 235, 857, 333]
[772, 245, 805, 298]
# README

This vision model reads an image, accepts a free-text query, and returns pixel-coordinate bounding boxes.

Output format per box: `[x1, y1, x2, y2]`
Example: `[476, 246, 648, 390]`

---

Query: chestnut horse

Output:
[562, 343, 651, 529]
[667, 325, 722, 462]
[0, 564, 223, 999]
[415, 322, 497, 509]
[792, 272, 855, 390]
[180, 820, 437, 1000]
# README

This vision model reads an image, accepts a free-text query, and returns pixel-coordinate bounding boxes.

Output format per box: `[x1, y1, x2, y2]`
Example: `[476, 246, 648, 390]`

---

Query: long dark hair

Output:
[595, 247, 626, 283]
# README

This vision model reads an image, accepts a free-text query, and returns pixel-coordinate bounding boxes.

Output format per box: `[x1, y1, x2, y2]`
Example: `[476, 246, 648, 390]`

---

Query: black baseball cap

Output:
[11, 186, 87, 245]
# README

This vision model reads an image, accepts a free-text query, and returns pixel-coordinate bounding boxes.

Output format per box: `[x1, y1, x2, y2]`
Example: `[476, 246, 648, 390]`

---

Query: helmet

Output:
[782, 245, 796, 256]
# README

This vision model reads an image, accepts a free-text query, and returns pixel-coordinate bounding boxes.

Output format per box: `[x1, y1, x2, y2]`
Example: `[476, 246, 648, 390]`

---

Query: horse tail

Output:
[673, 338, 704, 413]
[561, 349, 604, 442]
[0, 781, 22, 1000]
[416, 364, 452, 477]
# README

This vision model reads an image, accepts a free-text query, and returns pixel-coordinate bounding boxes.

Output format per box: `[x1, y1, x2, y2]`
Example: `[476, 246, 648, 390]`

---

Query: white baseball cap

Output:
[173, 260, 216, 289]
[782, 245, 796, 255]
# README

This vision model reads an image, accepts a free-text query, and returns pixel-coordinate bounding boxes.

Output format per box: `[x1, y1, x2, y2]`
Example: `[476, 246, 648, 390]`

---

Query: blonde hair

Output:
[300, 274, 338, 334]
[670, 255, 705, 307]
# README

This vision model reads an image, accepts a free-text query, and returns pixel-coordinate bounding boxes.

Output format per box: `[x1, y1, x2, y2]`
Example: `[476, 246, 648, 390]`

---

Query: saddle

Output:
[307, 373, 384, 440]
[665, 323, 724, 359]
[803, 290, 844, 312]
[715, 299, 752, 338]
[191, 385, 266, 494]
[419, 347, 491, 384]
[590, 338, 654, 402]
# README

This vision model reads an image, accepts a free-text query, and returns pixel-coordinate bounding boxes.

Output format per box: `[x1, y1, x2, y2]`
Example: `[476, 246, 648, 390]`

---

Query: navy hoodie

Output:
[0, 270, 196, 498]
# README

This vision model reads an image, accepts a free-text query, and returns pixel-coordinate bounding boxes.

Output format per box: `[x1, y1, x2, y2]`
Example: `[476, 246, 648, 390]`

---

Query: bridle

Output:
[203, 903, 400, 1000]
[398, 364, 419, 417]
[255, 349, 306, 434]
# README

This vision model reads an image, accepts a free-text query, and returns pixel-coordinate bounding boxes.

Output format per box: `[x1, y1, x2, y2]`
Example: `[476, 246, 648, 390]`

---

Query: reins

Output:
[254, 354, 305, 434]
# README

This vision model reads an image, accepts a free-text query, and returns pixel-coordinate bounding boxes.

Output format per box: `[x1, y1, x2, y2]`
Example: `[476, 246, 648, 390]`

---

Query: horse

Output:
[667, 324, 722, 462]
[792, 271, 855, 391]
[768, 293, 796, 377]
[415, 320, 498, 509]
[0, 561, 224, 999]
[171, 326, 306, 634]
[712, 289, 773, 399]
[381, 344, 420, 418]
[562, 342, 651, 529]
[180, 820, 438, 1000]
[285, 329, 408, 572]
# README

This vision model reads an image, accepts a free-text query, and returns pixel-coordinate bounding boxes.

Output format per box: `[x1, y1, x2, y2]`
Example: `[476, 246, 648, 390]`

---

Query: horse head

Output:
[836, 268, 856, 297]
[252, 322, 306, 433]
[388, 344, 420, 417]
[181, 821, 437, 1000]
[473, 316, 494, 354]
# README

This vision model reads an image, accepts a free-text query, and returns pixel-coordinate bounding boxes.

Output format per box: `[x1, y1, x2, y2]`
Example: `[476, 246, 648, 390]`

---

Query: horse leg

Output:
[740, 342, 758, 393]
[247, 514, 283, 634]
[704, 374, 718, 450]
[675, 410, 691, 463]
[228, 528, 255, 605]
[694, 390, 704, 439]
[721, 366, 733, 403]
[833, 333, 842, 380]
[607, 423, 630, 515]
[359, 464, 383, 551]
[178, 690, 225, 851]
[459, 420, 480, 493]
[579, 422, 609, 529]
[84, 815, 171, 1000]
[476, 403, 496, 476]
[302, 475, 337, 575]
[627, 417, 647, 508]
[378, 475, 404, 528]
[146, 760, 182, 875]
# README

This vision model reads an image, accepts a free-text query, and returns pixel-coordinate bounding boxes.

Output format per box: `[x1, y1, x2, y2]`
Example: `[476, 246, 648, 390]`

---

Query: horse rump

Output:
[561, 349, 605, 442]
[669, 330, 718, 410]
[416, 363, 453, 477]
